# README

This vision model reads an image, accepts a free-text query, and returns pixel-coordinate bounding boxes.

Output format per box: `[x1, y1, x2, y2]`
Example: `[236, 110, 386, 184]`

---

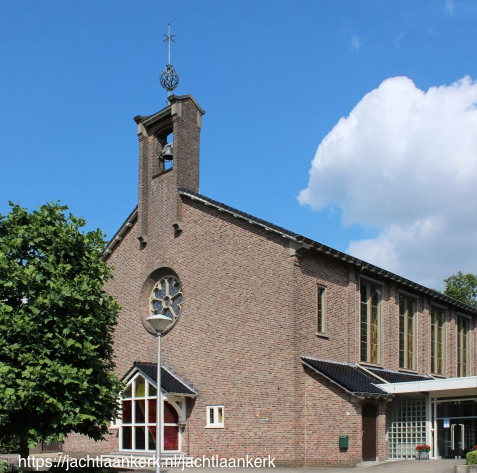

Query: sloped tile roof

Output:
[122, 362, 198, 396]
[302, 357, 387, 396]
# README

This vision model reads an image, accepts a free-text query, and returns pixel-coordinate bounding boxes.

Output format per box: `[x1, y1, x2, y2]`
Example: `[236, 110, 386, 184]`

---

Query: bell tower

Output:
[134, 95, 205, 244]
[133, 24, 204, 244]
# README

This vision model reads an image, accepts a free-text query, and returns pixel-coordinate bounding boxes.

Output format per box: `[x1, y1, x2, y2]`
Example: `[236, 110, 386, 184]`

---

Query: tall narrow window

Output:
[317, 286, 326, 334]
[360, 281, 381, 364]
[457, 316, 470, 377]
[431, 307, 445, 375]
[399, 294, 417, 370]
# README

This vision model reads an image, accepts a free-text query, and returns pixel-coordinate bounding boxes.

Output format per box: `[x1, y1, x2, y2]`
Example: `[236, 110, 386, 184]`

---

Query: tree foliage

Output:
[0, 203, 122, 453]
[443, 271, 477, 308]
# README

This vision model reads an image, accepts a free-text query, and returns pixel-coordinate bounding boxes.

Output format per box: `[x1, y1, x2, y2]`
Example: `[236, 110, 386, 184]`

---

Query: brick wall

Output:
[295, 252, 352, 363]
[64, 430, 118, 454]
[303, 366, 362, 466]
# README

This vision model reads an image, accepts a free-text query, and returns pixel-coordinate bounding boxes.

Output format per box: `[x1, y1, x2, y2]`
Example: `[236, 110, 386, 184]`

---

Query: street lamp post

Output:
[146, 313, 173, 473]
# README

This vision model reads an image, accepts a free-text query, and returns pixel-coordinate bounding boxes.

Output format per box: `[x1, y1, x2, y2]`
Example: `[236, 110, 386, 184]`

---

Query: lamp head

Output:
[146, 313, 173, 334]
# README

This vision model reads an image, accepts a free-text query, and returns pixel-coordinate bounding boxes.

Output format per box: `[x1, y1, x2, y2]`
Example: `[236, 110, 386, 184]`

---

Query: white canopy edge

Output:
[376, 375, 477, 394]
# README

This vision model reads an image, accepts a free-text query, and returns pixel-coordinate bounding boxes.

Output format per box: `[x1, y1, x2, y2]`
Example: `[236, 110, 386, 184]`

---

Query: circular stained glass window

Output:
[149, 276, 183, 333]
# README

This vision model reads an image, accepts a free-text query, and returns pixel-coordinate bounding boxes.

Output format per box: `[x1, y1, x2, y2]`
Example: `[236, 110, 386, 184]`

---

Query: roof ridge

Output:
[301, 355, 355, 367]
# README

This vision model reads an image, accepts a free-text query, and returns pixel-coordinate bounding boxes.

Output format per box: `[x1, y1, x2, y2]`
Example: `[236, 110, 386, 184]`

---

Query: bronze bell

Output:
[162, 143, 173, 160]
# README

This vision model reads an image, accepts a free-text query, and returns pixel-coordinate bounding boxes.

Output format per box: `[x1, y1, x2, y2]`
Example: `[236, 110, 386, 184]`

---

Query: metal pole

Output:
[168, 23, 171, 64]
[156, 333, 162, 473]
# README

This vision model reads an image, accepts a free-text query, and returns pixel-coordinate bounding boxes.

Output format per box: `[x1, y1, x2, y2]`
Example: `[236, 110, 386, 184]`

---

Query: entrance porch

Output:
[119, 362, 197, 455]
[378, 375, 477, 459]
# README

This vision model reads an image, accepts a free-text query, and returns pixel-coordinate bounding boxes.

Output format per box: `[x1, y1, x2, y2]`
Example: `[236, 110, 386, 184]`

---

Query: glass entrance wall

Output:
[388, 396, 427, 459]
[433, 398, 477, 459]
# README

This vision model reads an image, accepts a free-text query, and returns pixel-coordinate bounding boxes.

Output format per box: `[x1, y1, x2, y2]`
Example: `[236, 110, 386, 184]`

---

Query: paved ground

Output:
[0, 455, 465, 473]
[173, 460, 464, 473]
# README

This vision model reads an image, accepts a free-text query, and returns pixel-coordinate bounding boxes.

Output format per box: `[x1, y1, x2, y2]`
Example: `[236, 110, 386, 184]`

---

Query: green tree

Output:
[0, 203, 122, 457]
[443, 271, 477, 308]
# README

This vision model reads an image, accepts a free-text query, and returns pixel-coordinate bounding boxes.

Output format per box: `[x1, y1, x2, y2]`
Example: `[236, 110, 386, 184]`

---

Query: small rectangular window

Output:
[206, 406, 224, 428]
[317, 286, 326, 334]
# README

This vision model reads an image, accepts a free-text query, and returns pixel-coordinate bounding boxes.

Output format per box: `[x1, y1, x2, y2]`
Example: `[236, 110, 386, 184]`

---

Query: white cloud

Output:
[298, 76, 477, 289]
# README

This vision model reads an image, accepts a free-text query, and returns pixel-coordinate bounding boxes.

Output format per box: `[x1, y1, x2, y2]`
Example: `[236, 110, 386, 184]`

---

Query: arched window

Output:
[120, 373, 182, 452]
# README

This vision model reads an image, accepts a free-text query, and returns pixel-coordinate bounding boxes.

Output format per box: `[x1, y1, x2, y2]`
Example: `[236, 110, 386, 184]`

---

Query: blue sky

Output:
[2, 0, 477, 289]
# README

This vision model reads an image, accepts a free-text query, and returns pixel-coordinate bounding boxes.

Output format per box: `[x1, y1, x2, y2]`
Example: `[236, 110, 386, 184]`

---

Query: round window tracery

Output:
[149, 275, 183, 333]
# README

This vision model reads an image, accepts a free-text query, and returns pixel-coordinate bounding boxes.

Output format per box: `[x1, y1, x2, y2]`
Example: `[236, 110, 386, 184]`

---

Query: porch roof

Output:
[302, 357, 387, 396]
[302, 357, 433, 397]
[122, 362, 198, 397]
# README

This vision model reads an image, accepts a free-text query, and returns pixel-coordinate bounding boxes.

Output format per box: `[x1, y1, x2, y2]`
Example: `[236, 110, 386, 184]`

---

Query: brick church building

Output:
[63, 95, 477, 466]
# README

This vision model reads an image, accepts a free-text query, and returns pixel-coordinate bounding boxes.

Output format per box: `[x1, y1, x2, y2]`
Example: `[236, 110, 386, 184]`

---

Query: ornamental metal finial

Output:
[159, 23, 179, 96]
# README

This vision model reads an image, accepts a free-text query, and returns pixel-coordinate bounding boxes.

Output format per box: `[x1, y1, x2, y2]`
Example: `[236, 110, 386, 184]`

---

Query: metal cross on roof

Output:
[163, 23, 175, 64]
[160, 23, 180, 96]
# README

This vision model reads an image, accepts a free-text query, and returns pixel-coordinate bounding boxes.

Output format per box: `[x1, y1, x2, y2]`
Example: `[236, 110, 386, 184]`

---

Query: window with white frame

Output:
[120, 373, 182, 451]
[206, 406, 224, 428]
[121, 374, 157, 451]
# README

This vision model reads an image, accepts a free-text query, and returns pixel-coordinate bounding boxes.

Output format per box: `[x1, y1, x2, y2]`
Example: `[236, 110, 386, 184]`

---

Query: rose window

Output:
[149, 276, 183, 332]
